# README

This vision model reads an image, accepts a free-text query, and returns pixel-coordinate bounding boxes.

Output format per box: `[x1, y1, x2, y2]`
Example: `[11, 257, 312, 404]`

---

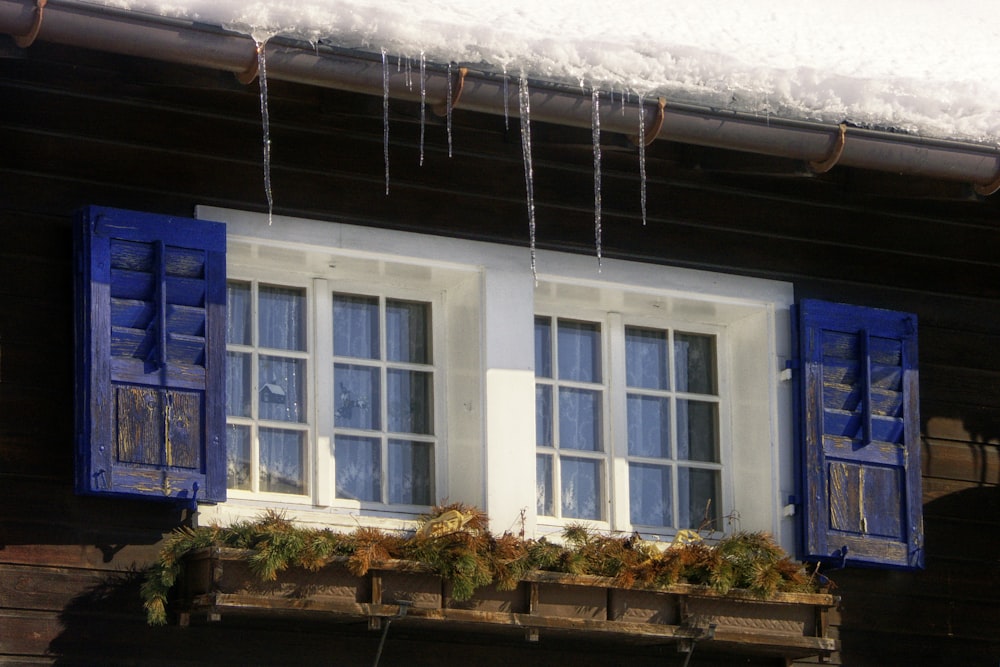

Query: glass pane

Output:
[388, 439, 432, 505]
[226, 282, 251, 345]
[675, 333, 716, 395]
[676, 400, 719, 462]
[225, 351, 251, 417]
[625, 327, 668, 390]
[259, 356, 306, 422]
[335, 435, 381, 501]
[387, 299, 430, 364]
[259, 428, 305, 494]
[679, 467, 720, 530]
[334, 363, 380, 430]
[627, 394, 670, 458]
[536, 454, 554, 515]
[629, 463, 672, 527]
[558, 320, 601, 383]
[560, 457, 602, 520]
[535, 384, 553, 446]
[333, 294, 379, 360]
[226, 424, 251, 490]
[534, 317, 552, 378]
[259, 285, 306, 351]
[387, 369, 432, 435]
[559, 387, 602, 451]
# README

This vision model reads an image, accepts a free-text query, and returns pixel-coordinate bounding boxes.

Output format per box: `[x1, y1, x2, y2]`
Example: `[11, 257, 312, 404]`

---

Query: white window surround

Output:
[195, 206, 796, 553]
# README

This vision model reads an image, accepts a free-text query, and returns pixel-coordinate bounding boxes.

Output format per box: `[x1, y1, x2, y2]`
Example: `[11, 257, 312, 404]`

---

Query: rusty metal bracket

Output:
[235, 43, 261, 85]
[433, 66, 467, 116]
[630, 96, 666, 147]
[809, 122, 848, 173]
[13, 0, 46, 48]
[973, 164, 1000, 196]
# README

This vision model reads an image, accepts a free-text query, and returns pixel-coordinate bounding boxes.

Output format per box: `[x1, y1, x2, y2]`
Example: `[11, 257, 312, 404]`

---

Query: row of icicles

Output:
[253, 39, 656, 277]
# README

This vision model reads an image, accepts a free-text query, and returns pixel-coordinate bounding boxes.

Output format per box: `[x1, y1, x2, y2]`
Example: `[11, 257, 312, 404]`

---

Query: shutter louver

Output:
[797, 299, 923, 569]
[75, 206, 226, 503]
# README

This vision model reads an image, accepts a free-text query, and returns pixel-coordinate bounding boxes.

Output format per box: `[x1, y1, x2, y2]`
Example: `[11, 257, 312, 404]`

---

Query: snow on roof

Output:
[82, 0, 1000, 145]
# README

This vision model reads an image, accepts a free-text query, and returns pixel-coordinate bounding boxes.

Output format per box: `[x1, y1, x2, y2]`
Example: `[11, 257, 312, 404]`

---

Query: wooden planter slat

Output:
[176, 547, 838, 659]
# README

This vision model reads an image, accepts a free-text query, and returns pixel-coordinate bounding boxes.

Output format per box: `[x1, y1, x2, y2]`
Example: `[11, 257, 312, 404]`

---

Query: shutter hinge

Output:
[780, 358, 799, 382]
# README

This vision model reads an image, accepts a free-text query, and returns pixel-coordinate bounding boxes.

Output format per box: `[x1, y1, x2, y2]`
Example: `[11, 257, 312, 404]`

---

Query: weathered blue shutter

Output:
[797, 299, 923, 569]
[75, 206, 226, 503]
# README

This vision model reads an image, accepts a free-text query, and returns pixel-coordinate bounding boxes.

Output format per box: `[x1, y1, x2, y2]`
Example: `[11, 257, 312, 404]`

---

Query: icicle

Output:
[638, 96, 648, 226]
[592, 89, 602, 269]
[419, 52, 426, 167]
[518, 76, 537, 279]
[446, 63, 454, 158]
[254, 37, 274, 226]
[502, 66, 510, 131]
[382, 47, 390, 195]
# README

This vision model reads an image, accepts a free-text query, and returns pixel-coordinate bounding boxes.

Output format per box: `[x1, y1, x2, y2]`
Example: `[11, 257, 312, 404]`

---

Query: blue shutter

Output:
[797, 299, 923, 569]
[75, 206, 227, 503]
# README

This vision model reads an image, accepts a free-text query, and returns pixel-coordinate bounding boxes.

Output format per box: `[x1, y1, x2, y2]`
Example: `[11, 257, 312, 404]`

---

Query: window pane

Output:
[535, 384, 553, 446]
[675, 333, 716, 395]
[226, 351, 251, 417]
[388, 439, 432, 505]
[560, 457, 602, 520]
[333, 294, 379, 359]
[259, 285, 306, 351]
[226, 424, 251, 490]
[335, 435, 381, 501]
[387, 299, 430, 364]
[627, 394, 670, 458]
[259, 356, 306, 422]
[677, 400, 719, 462]
[259, 428, 305, 494]
[387, 369, 432, 435]
[559, 387, 602, 451]
[558, 320, 601, 383]
[679, 467, 720, 530]
[534, 317, 552, 378]
[626, 327, 668, 390]
[226, 282, 251, 345]
[536, 454, 554, 515]
[629, 463, 672, 527]
[334, 363, 380, 430]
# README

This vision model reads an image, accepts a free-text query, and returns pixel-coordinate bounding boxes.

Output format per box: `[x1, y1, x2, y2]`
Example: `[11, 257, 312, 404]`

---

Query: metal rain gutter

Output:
[3, 0, 1000, 194]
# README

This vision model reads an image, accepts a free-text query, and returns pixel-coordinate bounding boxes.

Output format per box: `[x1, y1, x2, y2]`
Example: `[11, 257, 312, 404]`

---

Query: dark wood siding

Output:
[1, 42, 999, 665]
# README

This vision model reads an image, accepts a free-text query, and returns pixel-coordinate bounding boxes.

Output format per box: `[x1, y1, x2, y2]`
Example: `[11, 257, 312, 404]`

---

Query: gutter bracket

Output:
[809, 122, 847, 173]
[235, 43, 261, 85]
[973, 165, 1000, 196]
[433, 66, 467, 116]
[630, 96, 666, 147]
[12, 0, 45, 48]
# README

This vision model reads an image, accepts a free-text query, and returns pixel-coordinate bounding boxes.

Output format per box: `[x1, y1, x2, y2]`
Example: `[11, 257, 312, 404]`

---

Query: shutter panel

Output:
[797, 299, 923, 569]
[75, 206, 227, 503]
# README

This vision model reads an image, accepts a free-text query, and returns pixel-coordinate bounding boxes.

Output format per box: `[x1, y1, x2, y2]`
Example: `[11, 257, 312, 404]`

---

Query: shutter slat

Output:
[75, 206, 226, 504]
[797, 298, 923, 570]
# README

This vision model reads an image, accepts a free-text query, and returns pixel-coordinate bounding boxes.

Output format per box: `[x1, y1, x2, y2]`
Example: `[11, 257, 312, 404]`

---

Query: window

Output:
[535, 313, 724, 531]
[332, 294, 435, 506]
[226, 282, 310, 496]
[198, 205, 792, 547]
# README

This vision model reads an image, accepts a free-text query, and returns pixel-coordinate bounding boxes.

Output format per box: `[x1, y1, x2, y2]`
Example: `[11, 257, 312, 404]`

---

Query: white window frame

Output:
[197, 206, 795, 553]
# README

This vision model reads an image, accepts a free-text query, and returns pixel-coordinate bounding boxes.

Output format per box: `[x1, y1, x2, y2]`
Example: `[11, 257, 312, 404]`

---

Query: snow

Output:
[79, 0, 1000, 144]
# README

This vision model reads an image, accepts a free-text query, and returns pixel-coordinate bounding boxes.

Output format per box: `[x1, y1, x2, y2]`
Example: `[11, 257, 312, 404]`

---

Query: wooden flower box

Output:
[177, 547, 838, 660]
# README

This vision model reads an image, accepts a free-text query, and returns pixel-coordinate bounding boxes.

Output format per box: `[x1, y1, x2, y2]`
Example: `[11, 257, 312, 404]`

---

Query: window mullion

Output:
[608, 312, 629, 531]
[250, 281, 261, 494]
[313, 278, 332, 507]
[668, 328, 679, 528]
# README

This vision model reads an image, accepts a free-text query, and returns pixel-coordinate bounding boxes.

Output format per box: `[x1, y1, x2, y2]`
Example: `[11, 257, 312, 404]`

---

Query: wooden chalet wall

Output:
[1, 42, 999, 665]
